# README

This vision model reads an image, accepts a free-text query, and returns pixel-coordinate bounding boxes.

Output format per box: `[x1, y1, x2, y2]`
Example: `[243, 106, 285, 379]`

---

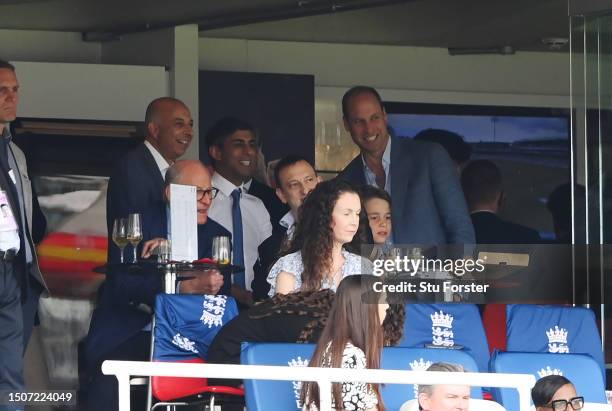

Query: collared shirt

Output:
[144, 140, 171, 179]
[208, 172, 272, 291]
[362, 136, 391, 194]
[279, 211, 296, 241]
[0, 127, 20, 252]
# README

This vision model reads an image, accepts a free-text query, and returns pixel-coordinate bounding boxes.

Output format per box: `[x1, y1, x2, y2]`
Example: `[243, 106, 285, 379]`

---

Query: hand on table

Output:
[180, 269, 224, 295]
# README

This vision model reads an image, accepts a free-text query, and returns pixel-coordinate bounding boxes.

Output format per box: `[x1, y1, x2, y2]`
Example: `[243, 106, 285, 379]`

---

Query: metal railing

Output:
[102, 360, 536, 411]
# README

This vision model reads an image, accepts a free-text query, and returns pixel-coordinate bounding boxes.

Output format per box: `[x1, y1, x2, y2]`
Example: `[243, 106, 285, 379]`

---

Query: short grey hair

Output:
[418, 362, 466, 396]
[165, 163, 182, 185]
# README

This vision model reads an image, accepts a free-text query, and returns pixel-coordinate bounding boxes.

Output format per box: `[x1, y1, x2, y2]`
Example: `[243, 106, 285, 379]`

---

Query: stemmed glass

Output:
[127, 213, 143, 263]
[212, 236, 231, 266]
[112, 218, 128, 263]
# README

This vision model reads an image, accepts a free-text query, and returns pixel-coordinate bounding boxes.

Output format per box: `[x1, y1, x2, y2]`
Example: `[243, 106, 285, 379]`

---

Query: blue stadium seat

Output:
[398, 303, 490, 372]
[490, 351, 607, 411]
[152, 294, 242, 403]
[241, 343, 483, 411]
[154, 294, 239, 362]
[241, 343, 316, 411]
[381, 347, 483, 411]
[506, 304, 605, 379]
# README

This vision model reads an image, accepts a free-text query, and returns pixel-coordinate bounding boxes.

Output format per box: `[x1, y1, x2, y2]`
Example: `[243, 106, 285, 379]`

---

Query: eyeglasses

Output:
[196, 187, 219, 200]
[546, 397, 584, 411]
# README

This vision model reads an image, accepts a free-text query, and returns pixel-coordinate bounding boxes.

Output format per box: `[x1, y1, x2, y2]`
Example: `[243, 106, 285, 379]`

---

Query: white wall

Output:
[199, 38, 570, 107]
[13, 61, 167, 121]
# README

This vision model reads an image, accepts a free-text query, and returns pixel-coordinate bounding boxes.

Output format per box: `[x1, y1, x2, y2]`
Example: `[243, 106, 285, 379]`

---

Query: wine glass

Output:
[127, 213, 143, 263]
[112, 218, 128, 263]
[212, 236, 231, 266]
[157, 239, 172, 264]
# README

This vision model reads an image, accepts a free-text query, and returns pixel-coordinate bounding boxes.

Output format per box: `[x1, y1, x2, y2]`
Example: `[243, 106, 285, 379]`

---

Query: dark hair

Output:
[342, 86, 384, 119]
[300, 275, 386, 411]
[414, 128, 472, 165]
[532, 375, 574, 407]
[285, 179, 363, 291]
[144, 97, 185, 126]
[249, 289, 335, 342]
[0, 60, 15, 71]
[358, 185, 392, 244]
[273, 154, 315, 188]
[205, 117, 256, 149]
[461, 159, 503, 209]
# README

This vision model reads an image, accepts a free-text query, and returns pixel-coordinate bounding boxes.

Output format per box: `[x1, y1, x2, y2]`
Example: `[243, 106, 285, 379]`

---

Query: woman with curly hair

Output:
[301, 275, 389, 411]
[267, 179, 371, 296]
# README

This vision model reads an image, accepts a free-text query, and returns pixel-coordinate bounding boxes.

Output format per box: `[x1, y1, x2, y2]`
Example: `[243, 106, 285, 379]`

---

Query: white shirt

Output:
[144, 140, 171, 178]
[279, 211, 296, 240]
[209, 172, 272, 291]
[362, 136, 391, 194]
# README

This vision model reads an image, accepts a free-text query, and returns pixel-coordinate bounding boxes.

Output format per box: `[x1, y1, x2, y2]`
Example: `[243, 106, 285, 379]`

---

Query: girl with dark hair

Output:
[531, 375, 584, 411]
[301, 275, 388, 411]
[359, 185, 392, 245]
[267, 179, 372, 296]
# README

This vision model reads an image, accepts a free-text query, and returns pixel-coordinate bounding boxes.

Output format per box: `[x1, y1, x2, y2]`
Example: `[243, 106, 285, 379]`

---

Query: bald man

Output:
[106, 97, 194, 261]
[87, 160, 230, 411]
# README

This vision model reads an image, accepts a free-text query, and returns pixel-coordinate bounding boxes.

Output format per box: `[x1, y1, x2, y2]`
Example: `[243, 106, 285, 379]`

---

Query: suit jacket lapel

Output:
[140, 144, 165, 189]
[390, 137, 416, 240]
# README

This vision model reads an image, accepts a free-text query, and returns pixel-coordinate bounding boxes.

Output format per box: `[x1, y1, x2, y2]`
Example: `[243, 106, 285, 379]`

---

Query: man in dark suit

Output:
[252, 155, 320, 299]
[86, 160, 229, 411]
[106, 97, 194, 259]
[336, 86, 474, 245]
[0, 60, 48, 410]
[461, 159, 541, 244]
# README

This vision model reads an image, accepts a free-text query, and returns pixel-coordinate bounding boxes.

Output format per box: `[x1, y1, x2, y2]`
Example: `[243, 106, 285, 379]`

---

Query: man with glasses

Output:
[85, 160, 230, 411]
[402, 362, 470, 411]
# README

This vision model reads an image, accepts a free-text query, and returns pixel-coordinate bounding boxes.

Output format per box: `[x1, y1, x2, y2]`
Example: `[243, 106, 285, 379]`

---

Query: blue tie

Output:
[231, 189, 245, 288]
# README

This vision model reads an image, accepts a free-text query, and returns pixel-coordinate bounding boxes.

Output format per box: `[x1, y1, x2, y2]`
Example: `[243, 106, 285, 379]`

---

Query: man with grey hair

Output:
[401, 362, 470, 411]
[86, 160, 230, 411]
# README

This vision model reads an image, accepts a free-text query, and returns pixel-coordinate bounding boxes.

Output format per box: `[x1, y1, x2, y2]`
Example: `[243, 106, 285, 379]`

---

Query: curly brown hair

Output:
[284, 179, 363, 292]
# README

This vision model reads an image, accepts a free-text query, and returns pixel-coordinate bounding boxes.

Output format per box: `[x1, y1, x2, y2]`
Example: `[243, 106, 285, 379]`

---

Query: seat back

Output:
[241, 343, 316, 411]
[381, 347, 483, 411]
[506, 304, 605, 378]
[490, 351, 607, 411]
[152, 294, 239, 401]
[241, 343, 483, 411]
[399, 303, 490, 372]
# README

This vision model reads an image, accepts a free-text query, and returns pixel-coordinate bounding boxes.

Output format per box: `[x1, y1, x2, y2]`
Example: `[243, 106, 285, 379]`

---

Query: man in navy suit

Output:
[461, 159, 541, 244]
[105, 97, 194, 259]
[336, 86, 474, 245]
[86, 160, 229, 411]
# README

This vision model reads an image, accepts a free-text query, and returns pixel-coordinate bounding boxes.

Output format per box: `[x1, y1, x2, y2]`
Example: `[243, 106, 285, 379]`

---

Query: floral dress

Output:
[303, 342, 378, 411]
[266, 249, 373, 297]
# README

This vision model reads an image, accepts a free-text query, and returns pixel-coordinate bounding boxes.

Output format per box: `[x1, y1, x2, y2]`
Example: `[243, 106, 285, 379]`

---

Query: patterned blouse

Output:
[266, 249, 373, 297]
[303, 342, 379, 411]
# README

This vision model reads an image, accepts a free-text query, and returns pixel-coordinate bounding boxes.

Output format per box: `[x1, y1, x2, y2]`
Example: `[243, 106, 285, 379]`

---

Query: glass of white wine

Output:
[112, 218, 128, 263]
[127, 213, 143, 263]
[212, 236, 231, 266]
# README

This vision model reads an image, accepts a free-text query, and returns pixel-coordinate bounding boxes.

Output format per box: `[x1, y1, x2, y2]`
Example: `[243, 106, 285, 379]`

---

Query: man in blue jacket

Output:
[86, 160, 229, 411]
[336, 86, 474, 246]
